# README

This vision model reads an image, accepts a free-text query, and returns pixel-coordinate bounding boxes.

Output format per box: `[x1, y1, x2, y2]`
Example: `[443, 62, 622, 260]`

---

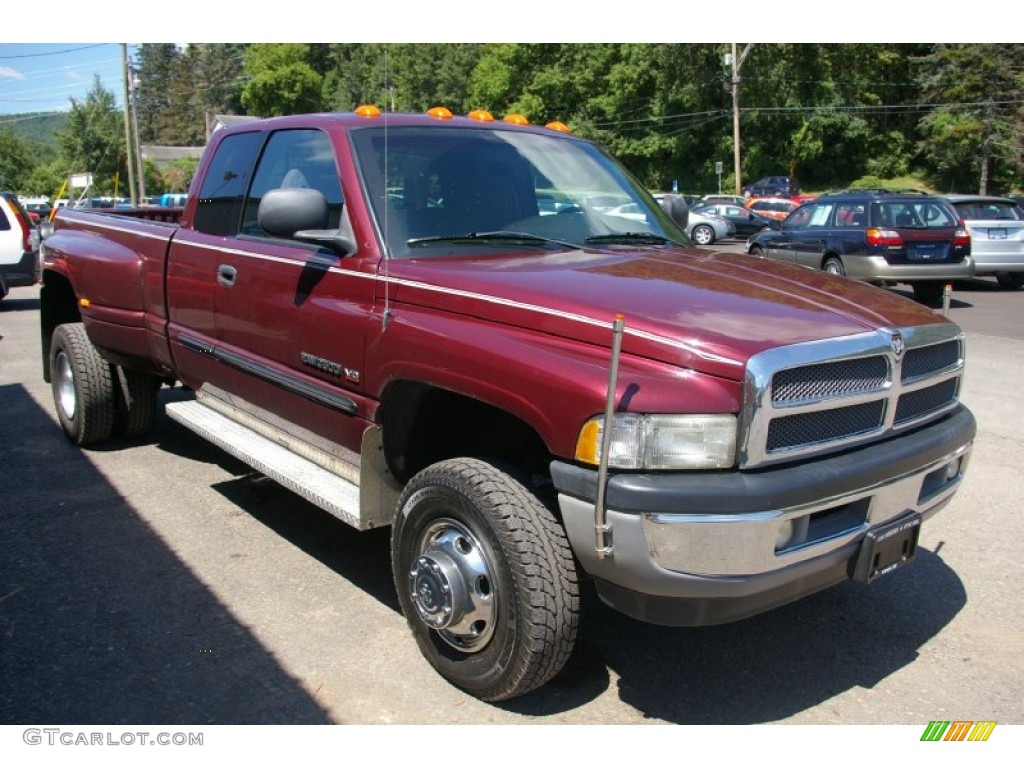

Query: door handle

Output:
[217, 264, 237, 287]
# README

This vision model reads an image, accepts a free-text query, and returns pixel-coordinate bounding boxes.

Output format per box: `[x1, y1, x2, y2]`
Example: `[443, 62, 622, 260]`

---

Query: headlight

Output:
[575, 414, 737, 470]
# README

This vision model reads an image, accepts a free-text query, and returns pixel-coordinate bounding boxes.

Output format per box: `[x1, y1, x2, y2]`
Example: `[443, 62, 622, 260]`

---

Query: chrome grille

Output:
[740, 325, 964, 468]
[772, 357, 888, 404]
[767, 402, 886, 451]
[901, 340, 961, 382]
[895, 378, 960, 424]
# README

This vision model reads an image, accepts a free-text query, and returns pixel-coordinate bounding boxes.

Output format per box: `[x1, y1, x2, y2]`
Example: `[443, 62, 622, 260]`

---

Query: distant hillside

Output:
[0, 112, 69, 147]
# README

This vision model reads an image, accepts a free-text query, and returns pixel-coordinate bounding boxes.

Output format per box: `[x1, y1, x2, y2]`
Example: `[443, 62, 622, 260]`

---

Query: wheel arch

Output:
[377, 380, 554, 490]
[40, 270, 82, 383]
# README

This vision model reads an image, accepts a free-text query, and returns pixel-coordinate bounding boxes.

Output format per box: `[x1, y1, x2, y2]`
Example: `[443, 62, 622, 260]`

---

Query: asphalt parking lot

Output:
[1, 276, 1022, 727]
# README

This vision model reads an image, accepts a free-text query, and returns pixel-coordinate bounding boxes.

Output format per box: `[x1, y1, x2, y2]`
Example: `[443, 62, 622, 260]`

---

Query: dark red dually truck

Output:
[39, 109, 976, 701]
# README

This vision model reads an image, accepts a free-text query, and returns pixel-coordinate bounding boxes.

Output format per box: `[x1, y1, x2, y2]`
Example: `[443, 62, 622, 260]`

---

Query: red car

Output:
[745, 196, 799, 221]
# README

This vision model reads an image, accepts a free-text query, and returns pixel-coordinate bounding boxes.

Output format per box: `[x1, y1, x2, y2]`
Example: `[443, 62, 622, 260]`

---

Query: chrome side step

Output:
[166, 399, 365, 529]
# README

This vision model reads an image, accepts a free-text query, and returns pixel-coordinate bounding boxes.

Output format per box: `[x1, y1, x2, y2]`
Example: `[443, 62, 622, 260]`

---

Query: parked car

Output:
[0, 191, 40, 301]
[692, 202, 778, 237]
[701, 194, 747, 206]
[745, 196, 799, 221]
[24, 202, 53, 224]
[608, 199, 731, 245]
[743, 175, 800, 199]
[746, 190, 973, 305]
[687, 209, 735, 245]
[943, 194, 1024, 290]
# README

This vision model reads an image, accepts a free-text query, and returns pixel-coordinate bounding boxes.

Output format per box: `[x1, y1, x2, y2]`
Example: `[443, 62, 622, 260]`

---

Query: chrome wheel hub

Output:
[409, 520, 496, 652]
[55, 351, 77, 420]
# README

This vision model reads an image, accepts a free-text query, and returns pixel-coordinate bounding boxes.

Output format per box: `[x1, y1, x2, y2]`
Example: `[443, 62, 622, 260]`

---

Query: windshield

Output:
[350, 125, 685, 257]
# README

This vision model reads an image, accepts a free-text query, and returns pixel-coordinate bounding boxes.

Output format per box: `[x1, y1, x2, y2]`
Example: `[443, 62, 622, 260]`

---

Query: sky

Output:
[0, 43, 138, 119]
[0, 6, 996, 124]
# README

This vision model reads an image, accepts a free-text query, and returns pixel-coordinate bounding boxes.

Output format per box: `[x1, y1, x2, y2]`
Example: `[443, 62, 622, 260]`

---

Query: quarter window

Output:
[193, 131, 263, 236]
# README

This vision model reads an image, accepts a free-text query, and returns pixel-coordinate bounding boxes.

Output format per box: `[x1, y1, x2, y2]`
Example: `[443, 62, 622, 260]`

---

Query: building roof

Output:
[141, 145, 205, 163]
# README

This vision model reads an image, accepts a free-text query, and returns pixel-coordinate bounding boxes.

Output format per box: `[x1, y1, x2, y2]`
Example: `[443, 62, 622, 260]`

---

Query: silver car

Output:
[687, 210, 736, 246]
[608, 200, 735, 246]
[945, 194, 1024, 289]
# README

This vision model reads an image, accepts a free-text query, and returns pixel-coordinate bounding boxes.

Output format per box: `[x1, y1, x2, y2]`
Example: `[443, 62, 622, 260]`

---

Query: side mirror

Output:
[258, 187, 354, 255]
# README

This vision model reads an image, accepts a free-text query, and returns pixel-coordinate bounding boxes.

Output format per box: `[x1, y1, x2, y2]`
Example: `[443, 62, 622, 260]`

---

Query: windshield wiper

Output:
[584, 232, 673, 246]
[406, 231, 578, 249]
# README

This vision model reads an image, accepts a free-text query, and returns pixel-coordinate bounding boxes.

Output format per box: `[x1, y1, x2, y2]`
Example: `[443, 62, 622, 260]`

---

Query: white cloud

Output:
[67, 70, 87, 83]
[0, 66, 26, 81]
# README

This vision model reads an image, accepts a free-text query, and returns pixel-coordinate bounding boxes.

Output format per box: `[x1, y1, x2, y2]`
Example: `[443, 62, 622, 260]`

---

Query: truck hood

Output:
[383, 246, 948, 381]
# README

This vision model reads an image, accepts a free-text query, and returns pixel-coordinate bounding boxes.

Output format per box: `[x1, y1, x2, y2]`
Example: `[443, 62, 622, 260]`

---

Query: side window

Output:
[0, 205, 9, 230]
[241, 129, 343, 237]
[836, 204, 866, 227]
[807, 204, 834, 228]
[193, 131, 263, 236]
[784, 206, 813, 228]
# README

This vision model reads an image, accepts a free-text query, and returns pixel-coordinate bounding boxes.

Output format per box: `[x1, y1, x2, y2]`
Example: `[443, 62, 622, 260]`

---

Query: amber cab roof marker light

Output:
[354, 104, 381, 118]
[545, 121, 571, 133]
[426, 106, 454, 120]
[503, 113, 530, 126]
[468, 109, 495, 122]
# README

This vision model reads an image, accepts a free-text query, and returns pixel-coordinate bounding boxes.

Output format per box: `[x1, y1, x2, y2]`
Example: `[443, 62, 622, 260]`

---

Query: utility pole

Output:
[129, 61, 146, 203]
[729, 43, 754, 196]
[121, 45, 138, 206]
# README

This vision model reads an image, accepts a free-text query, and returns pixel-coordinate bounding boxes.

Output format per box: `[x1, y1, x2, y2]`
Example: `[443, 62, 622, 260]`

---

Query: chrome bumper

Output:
[551, 406, 975, 625]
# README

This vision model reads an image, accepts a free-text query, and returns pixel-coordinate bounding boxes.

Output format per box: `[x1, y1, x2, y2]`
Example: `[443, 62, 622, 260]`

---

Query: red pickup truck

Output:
[39, 109, 976, 702]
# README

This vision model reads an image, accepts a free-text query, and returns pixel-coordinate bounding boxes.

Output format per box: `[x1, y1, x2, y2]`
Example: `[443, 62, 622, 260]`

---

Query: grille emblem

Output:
[890, 331, 905, 361]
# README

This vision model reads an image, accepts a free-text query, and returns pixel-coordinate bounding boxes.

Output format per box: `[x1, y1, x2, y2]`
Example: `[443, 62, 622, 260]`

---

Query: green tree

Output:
[192, 44, 247, 135]
[57, 77, 125, 195]
[242, 44, 323, 117]
[136, 44, 180, 143]
[916, 43, 1024, 193]
[0, 128, 34, 189]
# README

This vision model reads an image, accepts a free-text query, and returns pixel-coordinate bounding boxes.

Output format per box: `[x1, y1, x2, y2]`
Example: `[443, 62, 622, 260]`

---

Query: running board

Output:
[166, 399, 364, 529]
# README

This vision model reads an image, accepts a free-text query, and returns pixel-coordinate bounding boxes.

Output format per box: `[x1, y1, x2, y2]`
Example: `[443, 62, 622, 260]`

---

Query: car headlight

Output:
[575, 414, 737, 470]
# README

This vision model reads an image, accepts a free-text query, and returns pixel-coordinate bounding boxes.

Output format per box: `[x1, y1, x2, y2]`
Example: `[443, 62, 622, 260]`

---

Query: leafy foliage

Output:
[4, 44, 1022, 197]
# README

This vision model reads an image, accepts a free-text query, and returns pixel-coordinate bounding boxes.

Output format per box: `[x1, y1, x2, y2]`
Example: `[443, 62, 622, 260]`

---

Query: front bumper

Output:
[551, 405, 975, 626]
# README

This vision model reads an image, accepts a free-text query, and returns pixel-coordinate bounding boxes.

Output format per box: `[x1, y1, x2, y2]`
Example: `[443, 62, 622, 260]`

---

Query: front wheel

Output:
[692, 224, 715, 246]
[391, 458, 579, 701]
[49, 323, 116, 445]
[749, 244, 765, 258]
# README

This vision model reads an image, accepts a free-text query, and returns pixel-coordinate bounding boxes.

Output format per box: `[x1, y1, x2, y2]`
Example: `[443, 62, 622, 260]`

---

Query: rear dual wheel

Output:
[391, 458, 579, 701]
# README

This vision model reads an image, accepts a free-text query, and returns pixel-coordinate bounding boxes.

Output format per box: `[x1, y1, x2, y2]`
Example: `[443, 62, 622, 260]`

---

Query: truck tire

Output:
[50, 323, 116, 446]
[911, 281, 945, 307]
[113, 367, 161, 439]
[391, 457, 579, 701]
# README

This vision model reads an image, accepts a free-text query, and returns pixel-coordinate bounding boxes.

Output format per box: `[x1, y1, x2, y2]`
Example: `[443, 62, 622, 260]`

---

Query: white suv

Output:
[0, 192, 40, 300]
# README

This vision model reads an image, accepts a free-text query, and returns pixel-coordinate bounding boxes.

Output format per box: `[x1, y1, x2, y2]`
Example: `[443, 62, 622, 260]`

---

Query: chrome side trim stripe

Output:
[177, 334, 357, 414]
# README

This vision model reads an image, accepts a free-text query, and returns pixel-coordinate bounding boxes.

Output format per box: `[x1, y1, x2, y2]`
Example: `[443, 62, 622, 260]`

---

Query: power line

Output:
[0, 44, 110, 60]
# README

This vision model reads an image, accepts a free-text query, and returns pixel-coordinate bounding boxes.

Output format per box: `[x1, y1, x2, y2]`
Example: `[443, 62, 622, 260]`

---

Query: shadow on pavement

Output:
[579, 545, 963, 723]
[13, 378, 964, 723]
[151, 391, 965, 722]
[0, 383, 333, 724]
